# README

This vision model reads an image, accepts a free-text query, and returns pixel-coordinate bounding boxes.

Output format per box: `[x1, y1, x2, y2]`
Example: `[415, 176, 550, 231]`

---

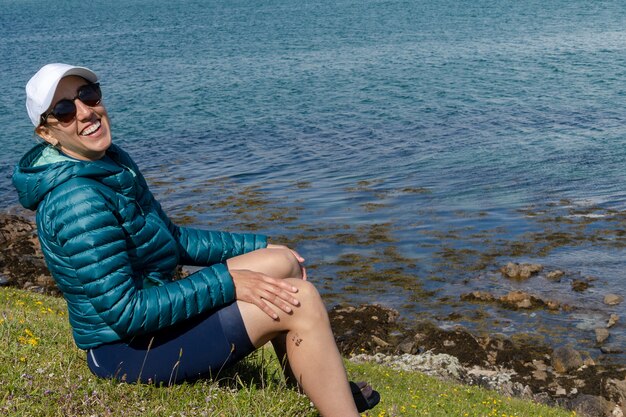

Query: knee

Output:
[266, 248, 302, 279]
[290, 279, 327, 322]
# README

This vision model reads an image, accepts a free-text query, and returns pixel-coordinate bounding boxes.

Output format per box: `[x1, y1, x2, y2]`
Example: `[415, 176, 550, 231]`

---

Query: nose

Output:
[74, 98, 95, 120]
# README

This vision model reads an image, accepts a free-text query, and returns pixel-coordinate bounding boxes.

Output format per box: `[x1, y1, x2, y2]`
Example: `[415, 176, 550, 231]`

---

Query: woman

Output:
[13, 63, 379, 416]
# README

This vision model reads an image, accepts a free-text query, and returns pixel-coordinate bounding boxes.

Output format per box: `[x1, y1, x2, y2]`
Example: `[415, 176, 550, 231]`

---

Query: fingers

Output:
[250, 288, 296, 320]
[260, 276, 299, 304]
[301, 266, 307, 281]
[290, 249, 305, 263]
[232, 270, 301, 320]
[251, 296, 281, 320]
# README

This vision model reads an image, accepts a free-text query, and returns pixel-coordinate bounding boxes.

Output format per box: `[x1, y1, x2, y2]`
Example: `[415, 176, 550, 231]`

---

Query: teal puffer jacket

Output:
[12, 143, 267, 349]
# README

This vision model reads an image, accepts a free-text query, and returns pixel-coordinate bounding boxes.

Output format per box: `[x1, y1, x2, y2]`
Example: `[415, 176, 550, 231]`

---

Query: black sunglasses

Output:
[40, 83, 102, 125]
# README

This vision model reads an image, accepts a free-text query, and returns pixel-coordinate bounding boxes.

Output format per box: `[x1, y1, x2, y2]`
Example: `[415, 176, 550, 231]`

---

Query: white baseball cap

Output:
[25, 63, 98, 126]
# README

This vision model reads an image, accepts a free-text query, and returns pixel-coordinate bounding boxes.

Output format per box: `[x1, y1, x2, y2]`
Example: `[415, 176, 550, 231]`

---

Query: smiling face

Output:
[35, 75, 112, 161]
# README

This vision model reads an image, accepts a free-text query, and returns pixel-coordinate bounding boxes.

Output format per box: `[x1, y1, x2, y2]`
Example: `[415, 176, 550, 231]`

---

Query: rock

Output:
[604, 294, 624, 306]
[371, 335, 390, 348]
[461, 290, 563, 311]
[532, 359, 548, 371]
[546, 270, 565, 281]
[583, 357, 596, 366]
[331, 302, 626, 412]
[532, 369, 548, 381]
[0, 273, 9, 286]
[334, 306, 356, 314]
[36, 274, 56, 288]
[501, 291, 528, 303]
[569, 394, 614, 417]
[500, 262, 543, 280]
[572, 280, 591, 292]
[601, 345, 624, 354]
[397, 340, 417, 354]
[499, 291, 541, 309]
[605, 377, 626, 409]
[350, 352, 469, 382]
[552, 346, 583, 373]
[460, 291, 495, 302]
[465, 367, 515, 392]
[329, 304, 404, 355]
[608, 314, 619, 328]
[443, 339, 456, 347]
[532, 359, 548, 381]
[0, 214, 56, 294]
[595, 328, 610, 344]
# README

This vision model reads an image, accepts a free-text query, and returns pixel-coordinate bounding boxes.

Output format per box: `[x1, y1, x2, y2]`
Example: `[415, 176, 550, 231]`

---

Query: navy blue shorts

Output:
[86, 301, 255, 385]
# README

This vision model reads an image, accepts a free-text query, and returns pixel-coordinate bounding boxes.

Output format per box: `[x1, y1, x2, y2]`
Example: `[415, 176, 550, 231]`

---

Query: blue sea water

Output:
[1, 0, 625, 358]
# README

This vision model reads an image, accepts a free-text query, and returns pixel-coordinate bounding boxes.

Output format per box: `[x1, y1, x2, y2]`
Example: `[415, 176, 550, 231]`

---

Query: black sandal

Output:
[350, 381, 381, 412]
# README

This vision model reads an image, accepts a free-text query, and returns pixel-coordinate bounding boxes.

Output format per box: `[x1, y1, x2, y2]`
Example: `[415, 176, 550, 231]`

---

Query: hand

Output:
[230, 269, 300, 320]
[266, 243, 308, 280]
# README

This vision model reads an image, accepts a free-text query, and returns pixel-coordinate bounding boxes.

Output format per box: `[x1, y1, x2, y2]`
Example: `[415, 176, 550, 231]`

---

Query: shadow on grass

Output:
[213, 349, 287, 392]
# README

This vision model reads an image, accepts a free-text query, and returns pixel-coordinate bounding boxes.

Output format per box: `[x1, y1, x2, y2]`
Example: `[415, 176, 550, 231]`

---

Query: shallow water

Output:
[1, 0, 625, 360]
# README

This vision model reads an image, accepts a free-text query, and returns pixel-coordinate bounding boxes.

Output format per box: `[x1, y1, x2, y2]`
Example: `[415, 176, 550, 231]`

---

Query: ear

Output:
[35, 125, 59, 147]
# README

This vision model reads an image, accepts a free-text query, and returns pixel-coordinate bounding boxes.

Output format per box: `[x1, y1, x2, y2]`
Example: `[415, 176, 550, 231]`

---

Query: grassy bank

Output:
[0, 287, 575, 417]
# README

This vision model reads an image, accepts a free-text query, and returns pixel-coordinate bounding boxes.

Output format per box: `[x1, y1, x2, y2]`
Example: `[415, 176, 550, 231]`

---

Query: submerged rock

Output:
[572, 279, 591, 292]
[500, 290, 541, 309]
[600, 345, 624, 355]
[460, 291, 495, 302]
[546, 270, 565, 281]
[461, 289, 563, 311]
[604, 294, 624, 306]
[595, 328, 610, 345]
[500, 262, 543, 280]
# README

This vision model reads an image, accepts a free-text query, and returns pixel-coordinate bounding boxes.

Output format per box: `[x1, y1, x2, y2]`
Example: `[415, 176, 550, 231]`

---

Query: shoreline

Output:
[1, 212, 624, 415]
[329, 303, 625, 416]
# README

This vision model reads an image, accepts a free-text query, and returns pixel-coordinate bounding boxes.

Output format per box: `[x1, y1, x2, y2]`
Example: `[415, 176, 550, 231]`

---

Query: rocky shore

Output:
[329, 303, 625, 417]
[1, 213, 624, 416]
[0, 213, 55, 295]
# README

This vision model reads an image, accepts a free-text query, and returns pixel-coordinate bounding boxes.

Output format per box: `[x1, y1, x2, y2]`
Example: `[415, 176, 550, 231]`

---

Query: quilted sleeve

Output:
[132, 169, 267, 266]
[46, 183, 236, 338]
[157, 202, 268, 266]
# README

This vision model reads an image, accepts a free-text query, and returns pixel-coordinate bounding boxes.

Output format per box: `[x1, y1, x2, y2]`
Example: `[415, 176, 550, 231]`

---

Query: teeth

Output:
[81, 120, 101, 136]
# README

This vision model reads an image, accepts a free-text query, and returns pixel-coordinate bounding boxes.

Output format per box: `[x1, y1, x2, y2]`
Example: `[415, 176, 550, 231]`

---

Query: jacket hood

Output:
[13, 143, 130, 211]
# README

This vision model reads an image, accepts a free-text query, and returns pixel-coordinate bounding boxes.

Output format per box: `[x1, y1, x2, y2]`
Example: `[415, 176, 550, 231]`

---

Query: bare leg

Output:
[227, 249, 359, 417]
[237, 279, 359, 417]
[270, 333, 299, 389]
[227, 248, 302, 386]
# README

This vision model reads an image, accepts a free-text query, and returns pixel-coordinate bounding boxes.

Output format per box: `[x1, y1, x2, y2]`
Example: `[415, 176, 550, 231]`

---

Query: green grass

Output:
[0, 287, 576, 417]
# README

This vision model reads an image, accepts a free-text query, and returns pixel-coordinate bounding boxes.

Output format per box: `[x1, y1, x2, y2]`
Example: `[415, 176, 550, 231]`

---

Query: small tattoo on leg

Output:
[291, 333, 303, 346]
